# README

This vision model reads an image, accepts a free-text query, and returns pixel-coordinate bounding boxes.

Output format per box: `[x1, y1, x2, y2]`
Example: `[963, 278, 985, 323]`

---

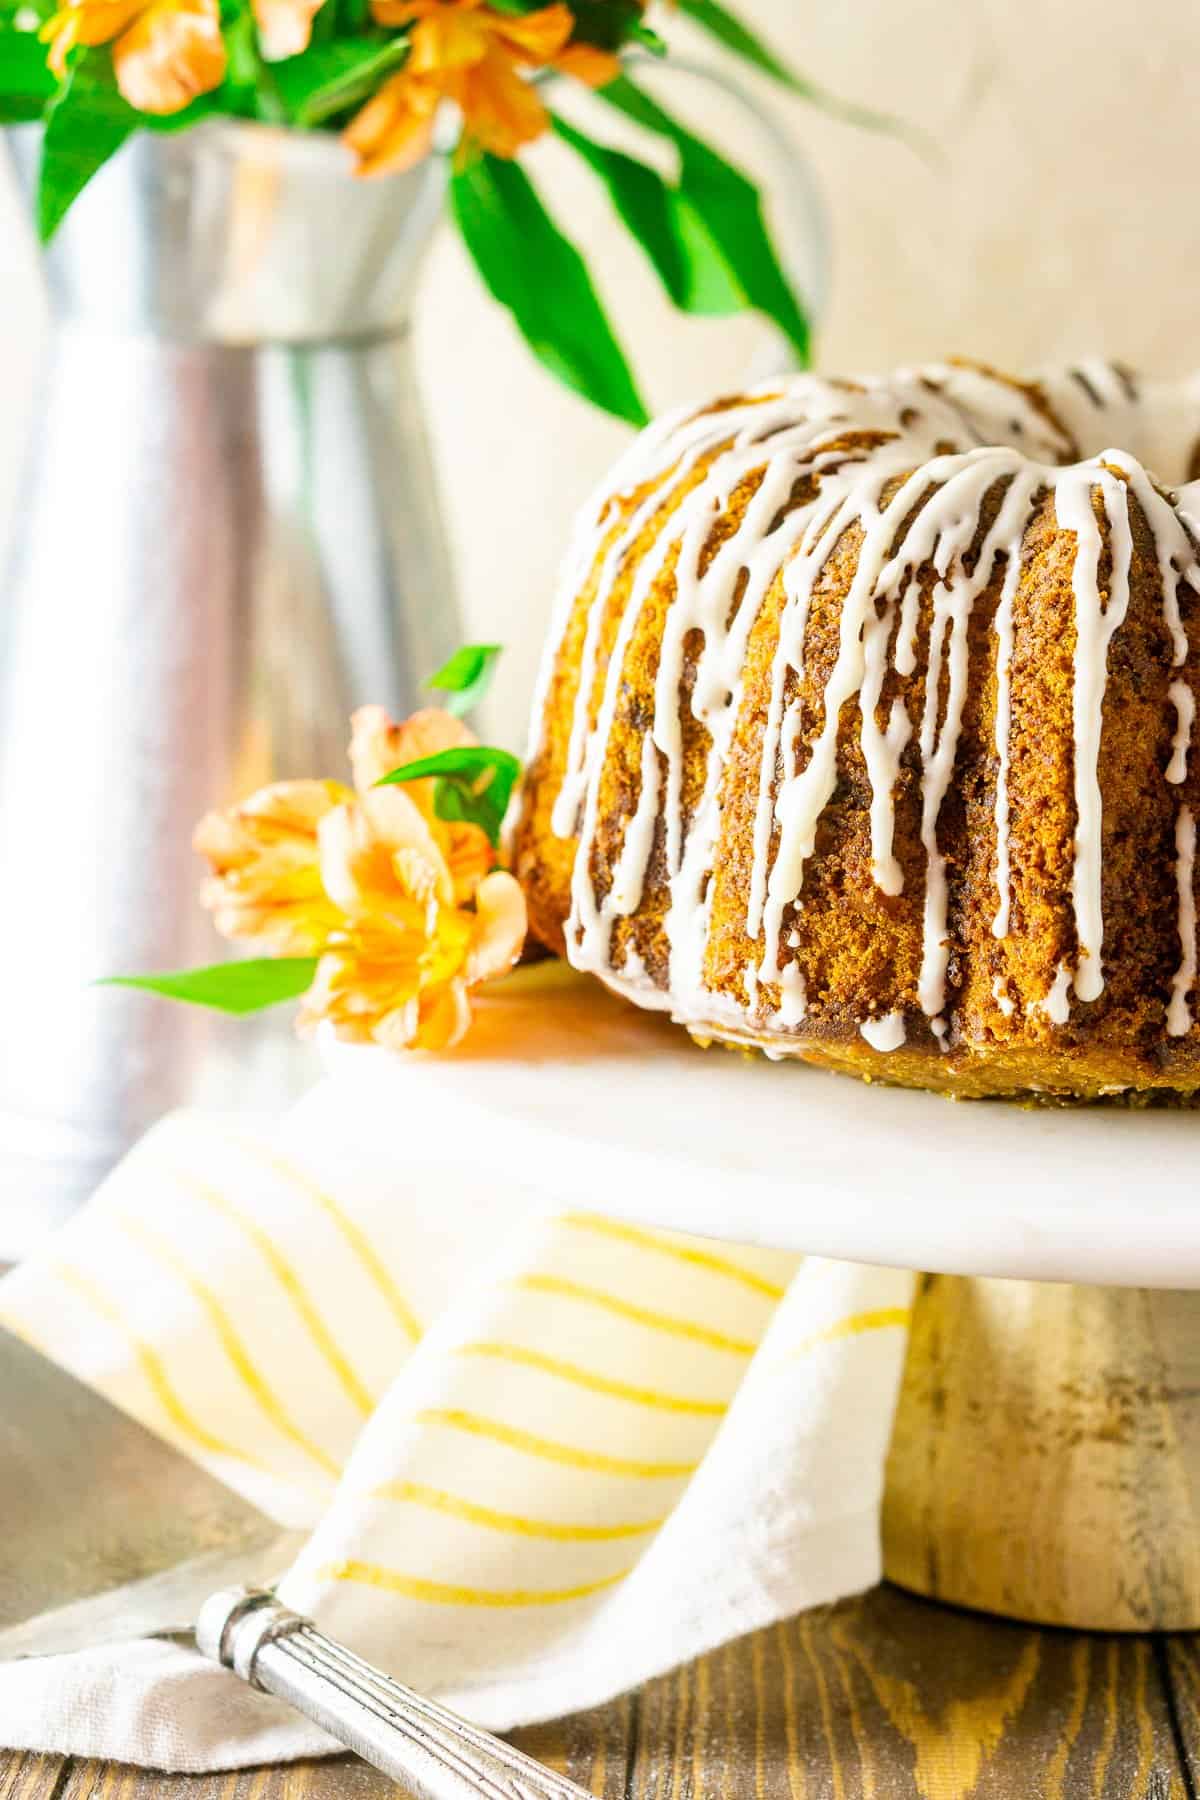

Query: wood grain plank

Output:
[3, 1597, 1192, 1800]
[512, 1691, 636, 1800]
[633, 1587, 1187, 1800]
[1162, 1637, 1200, 1794]
[0, 1755, 69, 1800]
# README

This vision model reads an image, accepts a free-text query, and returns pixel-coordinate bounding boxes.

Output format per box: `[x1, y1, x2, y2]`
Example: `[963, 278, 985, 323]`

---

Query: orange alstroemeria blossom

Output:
[342, 68, 442, 177]
[252, 0, 326, 59]
[194, 779, 350, 957]
[43, 0, 225, 113]
[195, 705, 527, 1055]
[346, 704, 497, 904]
[346, 0, 579, 176]
[373, 0, 573, 70]
[555, 41, 620, 87]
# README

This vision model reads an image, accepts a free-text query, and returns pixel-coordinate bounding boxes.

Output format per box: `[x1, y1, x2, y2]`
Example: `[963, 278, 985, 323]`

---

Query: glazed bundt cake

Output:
[514, 361, 1200, 1099]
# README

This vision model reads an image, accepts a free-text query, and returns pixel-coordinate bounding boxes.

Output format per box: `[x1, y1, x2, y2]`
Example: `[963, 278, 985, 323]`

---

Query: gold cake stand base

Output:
[882, 1275, 1200, 1631]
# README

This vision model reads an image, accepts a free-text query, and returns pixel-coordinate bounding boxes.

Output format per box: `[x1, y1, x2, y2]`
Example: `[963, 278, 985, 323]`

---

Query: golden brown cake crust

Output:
[514, 362, 1200, 1100]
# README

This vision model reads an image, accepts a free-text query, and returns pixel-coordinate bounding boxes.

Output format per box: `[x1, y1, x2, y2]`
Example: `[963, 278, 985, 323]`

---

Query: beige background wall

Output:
[2, 0, 1198, 741]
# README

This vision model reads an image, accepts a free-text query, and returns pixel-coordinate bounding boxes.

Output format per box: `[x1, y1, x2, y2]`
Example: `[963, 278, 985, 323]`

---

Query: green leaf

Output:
[628, 23, 666, 56]
[37, 48, 138, 242]
[563, 0, 643, 50]
[0, 91, 45, 121]
[599, 74, 809, 362]
[0, 21, 55, 121]
[271, 36, 408, 128]
[425, 643, 504, 718]
[100, 957, 319, 1015]
[450, 151, 648, 427]
[553, 115, 686, 306]
[488, 0, 643, 44]
[670, 0, 934, 156]
[553, 113, 748, 316]
[378, 744, 521, 848]
[670, 0, 815, 88]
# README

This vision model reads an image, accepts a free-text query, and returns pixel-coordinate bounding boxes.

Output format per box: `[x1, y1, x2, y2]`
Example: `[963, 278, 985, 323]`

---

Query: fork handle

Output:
[196, 1587, 595, 1800]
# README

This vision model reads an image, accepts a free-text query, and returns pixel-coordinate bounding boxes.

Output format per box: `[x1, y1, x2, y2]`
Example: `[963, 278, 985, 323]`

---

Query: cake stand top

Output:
[323, 964, 1200, 1289]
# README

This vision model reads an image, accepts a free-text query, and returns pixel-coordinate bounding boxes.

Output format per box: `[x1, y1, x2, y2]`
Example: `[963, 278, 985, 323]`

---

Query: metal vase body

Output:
[0, 123, 460, 1252]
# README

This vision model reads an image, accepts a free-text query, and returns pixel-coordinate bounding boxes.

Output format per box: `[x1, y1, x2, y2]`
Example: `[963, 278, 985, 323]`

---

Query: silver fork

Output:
[197, 1588, 596, 1800]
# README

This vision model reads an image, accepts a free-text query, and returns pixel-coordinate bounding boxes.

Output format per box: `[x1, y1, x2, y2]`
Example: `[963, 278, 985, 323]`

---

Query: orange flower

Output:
[345, 0, 577, 176]
[43, 0, 225, 113]
[342, 67, 442, 177]
[373, 0, 574, 71]
[195, 705, 527, 1055]
[194, 780, 350, 956]
[347, 706, 497, 904]
[253, 0, 326, 59]
[554, 41, 620, 88]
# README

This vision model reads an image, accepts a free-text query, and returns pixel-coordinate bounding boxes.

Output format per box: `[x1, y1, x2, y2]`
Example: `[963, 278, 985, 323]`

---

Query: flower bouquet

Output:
[109, 645, 530, 1051]
[0, 0, 909, 416]
[0, 0, 919, 1243]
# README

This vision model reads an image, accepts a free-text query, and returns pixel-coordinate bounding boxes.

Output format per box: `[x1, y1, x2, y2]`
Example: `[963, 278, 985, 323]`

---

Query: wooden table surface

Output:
[4, 1584, 1198, 1800]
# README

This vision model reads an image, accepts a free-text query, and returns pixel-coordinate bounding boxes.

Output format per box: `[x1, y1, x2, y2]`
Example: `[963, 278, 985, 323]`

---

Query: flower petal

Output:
[318, 800, 394, 919]
[349, 703, 475, 795]
[344, 71, 440, 178]
[555, 41, 621, 88]
[193, 780, 349, 866]
[368, 0, 429, 25]
[404, 979, 473, 1051]
[113, 0, 226, 114]
[408, 5, 488, 74]
[195, 778, 348, 954]
[253, 0, 324, 59]
[467, 869, 527, 983]
[455, 45, 550, 158]
[492, 2, 573, 64]
[443, 821, 496, 905]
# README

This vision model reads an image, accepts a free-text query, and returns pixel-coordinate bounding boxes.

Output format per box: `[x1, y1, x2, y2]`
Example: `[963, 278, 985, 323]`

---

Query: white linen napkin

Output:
[0, 973, 913, 1773]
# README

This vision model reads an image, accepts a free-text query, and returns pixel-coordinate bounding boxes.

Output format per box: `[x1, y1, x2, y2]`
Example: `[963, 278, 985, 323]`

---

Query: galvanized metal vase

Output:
[0, 122, 461, 1253]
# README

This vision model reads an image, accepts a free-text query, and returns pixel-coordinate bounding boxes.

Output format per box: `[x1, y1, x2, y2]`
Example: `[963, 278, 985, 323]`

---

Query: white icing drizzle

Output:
[990, 547, 1021, 937]
[1058, 460, 1133, 1005]
[1167, 678, 1194, 784]
[607, 734, 660, 917]
[860, 1011, 906, 1052]
[774, 962, 808, 1027]
[1169, 805, 1197, 1036]
[991, 975, 1015, 1018]
[1033, 961, 1073, 1026]
[540, 365, 1200, 1056]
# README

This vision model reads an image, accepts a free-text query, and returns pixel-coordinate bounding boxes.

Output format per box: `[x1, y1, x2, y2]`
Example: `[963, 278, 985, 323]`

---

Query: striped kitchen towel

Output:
[0, 1054, 913, 1771]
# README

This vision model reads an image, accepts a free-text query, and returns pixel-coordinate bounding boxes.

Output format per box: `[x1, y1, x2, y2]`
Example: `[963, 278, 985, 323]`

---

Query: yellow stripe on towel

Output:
[172, 1171, 375, 1418]
[230, 1138, 422, 1345]
[115, 1212, 342, 1479]
[775, 1306, 914, 1365]
[416, 1409, 699, 1478]
[314, 1560, 630, 1608]
[458, 1342, 729, 1416]
[50, 1263, 269, 1474]
[515, 1275, 756, 1356]
[563, 1213, 792, 1301]
[371, 1480, 666, 1542]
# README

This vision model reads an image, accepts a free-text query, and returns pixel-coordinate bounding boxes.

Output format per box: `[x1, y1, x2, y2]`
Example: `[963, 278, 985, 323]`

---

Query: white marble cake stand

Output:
[324, 960, 1198, 1292]
[327, 962, 1200, 1631]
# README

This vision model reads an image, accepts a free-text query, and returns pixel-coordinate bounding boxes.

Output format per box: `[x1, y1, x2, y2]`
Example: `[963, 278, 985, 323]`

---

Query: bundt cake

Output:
[513, 361, 1200, 1100]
